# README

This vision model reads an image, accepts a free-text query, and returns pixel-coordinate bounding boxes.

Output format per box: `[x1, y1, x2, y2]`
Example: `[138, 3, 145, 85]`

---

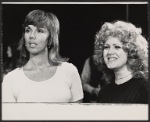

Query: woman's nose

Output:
[29, 31, 36, 39]
[107, 47, 114, 55]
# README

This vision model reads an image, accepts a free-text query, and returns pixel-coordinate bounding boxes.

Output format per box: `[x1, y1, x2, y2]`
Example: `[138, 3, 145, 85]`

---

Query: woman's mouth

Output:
[108, 57, 117, 61]
[29, 43, 37, 48]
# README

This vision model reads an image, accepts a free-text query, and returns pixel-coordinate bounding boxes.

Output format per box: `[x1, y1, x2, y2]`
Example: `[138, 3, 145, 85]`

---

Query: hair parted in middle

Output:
[18, 9, 68, 67]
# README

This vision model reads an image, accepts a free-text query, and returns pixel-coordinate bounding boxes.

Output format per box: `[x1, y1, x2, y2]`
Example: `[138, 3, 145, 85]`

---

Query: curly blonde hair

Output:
[94, 20, 148, 82]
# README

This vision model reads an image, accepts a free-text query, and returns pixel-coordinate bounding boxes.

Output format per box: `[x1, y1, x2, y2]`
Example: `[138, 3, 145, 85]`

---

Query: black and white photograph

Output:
[1, 0, 149, 121]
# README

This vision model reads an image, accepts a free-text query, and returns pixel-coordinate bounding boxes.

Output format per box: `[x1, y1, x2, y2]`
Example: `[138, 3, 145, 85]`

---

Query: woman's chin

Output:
[106, 65, 115, 69]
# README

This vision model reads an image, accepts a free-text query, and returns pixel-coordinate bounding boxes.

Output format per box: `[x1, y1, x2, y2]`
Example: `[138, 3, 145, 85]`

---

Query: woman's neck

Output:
[25, 50, 50, 70]
[114, 66, 133, 85]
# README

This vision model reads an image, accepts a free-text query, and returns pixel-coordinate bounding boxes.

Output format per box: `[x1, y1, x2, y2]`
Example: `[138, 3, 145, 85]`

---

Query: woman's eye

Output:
[104, 46, 109, 49]
[38, 29, 44, 33]
[115, 46, 121, 49]
[25, 29, 30, 33]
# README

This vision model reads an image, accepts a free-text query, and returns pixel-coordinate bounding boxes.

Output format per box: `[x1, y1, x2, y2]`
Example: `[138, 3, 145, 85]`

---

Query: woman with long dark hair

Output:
[2, 10, 83, 103]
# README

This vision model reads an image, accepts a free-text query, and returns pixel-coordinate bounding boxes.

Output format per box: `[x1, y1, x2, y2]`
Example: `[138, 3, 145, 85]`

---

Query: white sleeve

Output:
[69, 64, 84, 102]
[2, 75, 16, 102]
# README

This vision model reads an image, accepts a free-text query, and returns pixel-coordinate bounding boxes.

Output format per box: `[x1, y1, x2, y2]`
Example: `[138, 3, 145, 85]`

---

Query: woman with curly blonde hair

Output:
[94, 20, 148, 103]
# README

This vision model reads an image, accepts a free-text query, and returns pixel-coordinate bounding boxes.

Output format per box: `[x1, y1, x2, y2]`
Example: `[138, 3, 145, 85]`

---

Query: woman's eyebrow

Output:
[25, 26, 31, 29]
[38, 27, 46, 30]
[113, 44, 122, 46]
[38, 26, 47, 29]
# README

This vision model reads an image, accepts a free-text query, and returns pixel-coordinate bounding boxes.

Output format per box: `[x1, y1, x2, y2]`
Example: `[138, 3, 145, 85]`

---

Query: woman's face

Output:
[24, 25, 49, 55]
[103, 37, 128, 71]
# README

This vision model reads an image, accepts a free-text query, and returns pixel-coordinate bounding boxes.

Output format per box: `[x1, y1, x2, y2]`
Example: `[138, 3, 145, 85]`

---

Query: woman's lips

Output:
[29, 43, 37, 48]
[108, 57, 117, 61]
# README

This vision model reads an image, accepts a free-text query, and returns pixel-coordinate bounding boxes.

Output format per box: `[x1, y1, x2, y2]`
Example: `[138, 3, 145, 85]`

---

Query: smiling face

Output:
[24, 25, 49, 55]
[103, 37, 128, 71]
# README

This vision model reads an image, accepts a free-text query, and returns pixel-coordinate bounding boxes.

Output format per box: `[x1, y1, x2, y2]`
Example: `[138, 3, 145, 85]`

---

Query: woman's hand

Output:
[92, 85, 101, 96]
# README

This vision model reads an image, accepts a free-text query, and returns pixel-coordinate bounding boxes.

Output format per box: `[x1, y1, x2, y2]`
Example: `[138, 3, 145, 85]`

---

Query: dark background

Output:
[2, 4, 148, 74]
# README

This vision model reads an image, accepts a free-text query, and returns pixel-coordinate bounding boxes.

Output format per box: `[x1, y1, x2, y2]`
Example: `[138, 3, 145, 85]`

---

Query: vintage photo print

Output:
[1, 1, 149, 121]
